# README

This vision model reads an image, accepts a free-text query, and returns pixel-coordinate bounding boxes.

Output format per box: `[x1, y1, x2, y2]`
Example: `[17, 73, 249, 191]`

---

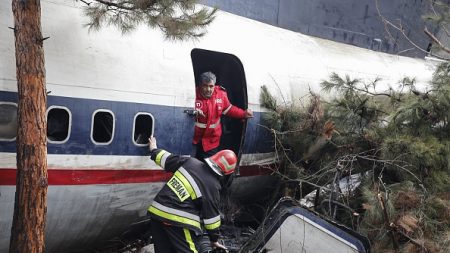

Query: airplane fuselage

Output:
[0, 0, 436, 252]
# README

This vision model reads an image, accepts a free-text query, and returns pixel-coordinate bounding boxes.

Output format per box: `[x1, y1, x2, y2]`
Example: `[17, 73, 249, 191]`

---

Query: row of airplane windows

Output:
[0, 102, 154, 145]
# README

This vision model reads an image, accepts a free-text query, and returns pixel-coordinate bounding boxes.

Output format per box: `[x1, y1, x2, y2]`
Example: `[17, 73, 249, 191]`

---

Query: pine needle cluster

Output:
[81, 0, 216, 40]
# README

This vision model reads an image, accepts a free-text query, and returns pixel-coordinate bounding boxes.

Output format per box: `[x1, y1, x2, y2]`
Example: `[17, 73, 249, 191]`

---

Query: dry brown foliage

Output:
[401, 239, 440, 253]
[306, 93, 324, 130]
[394, 191, 421, 210]
[395, 214, 419, 235]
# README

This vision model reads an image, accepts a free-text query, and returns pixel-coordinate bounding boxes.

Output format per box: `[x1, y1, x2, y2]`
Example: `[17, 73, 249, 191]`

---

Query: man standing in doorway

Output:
[193, 71, 253, 161]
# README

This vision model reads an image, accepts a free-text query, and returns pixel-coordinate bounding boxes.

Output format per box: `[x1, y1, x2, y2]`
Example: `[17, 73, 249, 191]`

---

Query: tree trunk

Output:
[10, 1, 48, 253]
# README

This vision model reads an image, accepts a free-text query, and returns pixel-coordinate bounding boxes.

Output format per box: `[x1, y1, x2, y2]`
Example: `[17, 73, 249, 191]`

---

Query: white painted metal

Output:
[263, 214, 360, 252]
[0, 152, 273, 170]
[0, 153, 157, 170]
[0, 1, 437, 109]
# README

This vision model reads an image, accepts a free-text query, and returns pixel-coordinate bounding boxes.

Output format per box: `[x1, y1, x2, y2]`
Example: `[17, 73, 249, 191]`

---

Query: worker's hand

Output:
[211, 241, 228, 253]
[195, 108, 206, 117]
[148, 136, 157, 151]
[245, 109, 253, 118]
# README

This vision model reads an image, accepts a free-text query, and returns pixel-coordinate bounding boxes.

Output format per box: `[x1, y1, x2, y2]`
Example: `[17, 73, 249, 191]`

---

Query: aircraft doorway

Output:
[190, 48, 248, 163]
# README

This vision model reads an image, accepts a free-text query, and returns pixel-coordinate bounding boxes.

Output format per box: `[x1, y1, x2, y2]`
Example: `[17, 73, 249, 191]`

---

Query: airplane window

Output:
[91, 110, 115, 144]
[133, 113, 154, 145]
[47, 106, 71, 143]
[0, 102, 18, 141]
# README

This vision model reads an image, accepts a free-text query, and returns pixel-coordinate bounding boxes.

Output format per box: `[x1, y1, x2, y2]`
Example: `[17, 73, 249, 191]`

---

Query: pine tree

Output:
[10, 1, 48, 252]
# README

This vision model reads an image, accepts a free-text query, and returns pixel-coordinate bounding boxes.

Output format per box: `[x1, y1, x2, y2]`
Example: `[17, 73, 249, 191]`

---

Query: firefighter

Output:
[147, 136, 235, 253]
[193, 71, 253, 161]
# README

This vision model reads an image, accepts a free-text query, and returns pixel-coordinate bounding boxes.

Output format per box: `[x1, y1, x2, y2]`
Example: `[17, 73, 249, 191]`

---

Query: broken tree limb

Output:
[377, 193, 399, 251]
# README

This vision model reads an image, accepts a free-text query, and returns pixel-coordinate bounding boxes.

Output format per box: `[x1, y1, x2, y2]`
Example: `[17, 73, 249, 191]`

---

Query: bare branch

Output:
[77, 0, 91, 6]
[375, 0, 429, 54]
[424, 26, 450, 53]
[92, 0, 135, 10]
[377, 192, 400, 250]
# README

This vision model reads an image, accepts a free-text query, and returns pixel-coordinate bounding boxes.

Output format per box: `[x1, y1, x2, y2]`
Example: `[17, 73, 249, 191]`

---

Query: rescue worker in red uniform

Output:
[147, 136, 237, 253]
[193, 71, 253, 161]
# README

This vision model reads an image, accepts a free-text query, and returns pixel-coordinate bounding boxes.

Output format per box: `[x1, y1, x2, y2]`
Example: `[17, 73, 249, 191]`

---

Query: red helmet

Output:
[205, 150, 237, 176]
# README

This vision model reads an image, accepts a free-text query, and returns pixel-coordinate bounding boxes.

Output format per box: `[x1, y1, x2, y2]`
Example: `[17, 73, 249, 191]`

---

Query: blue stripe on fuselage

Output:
[0, 91, 273, 155]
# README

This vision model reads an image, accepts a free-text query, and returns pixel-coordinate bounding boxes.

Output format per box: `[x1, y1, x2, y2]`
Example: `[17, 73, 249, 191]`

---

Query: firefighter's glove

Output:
[211, 241, 228, 253]
[148, 136, 157, 152]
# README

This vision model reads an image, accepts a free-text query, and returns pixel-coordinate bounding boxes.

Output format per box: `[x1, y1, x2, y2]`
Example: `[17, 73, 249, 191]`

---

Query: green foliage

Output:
[259, 85, 282, 130]
[421, 0, 450, 59]
[322, 73, 404, 134]
[422, 195, 450, 239]
[325, 66, 450, 251]
[82, 0, 216, 40]
[381, 135, 447, 183]
[259, 85, 330, 168]
[360, 184, 393, 225]
[426, 169, 450, 193]
[260, 85, 277, 111]
[259, 63, 450, 252]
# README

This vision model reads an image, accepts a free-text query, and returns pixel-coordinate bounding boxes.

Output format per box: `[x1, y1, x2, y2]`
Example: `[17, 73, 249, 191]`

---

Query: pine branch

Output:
[81, 0, 216, 39]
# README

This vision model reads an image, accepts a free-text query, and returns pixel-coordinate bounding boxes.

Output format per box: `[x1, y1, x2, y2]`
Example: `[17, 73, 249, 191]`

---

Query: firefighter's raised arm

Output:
[148, 136, 189, 172]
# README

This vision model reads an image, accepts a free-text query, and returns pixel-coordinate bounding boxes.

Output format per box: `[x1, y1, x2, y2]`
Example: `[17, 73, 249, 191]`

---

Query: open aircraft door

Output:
[190, 49, 248, 173]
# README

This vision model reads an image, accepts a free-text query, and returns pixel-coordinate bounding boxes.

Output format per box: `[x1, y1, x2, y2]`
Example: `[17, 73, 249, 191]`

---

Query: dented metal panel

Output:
[241, 198, 370, 253]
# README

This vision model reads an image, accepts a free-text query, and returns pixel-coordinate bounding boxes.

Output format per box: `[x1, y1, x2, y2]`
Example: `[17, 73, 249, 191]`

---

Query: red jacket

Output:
[193, 85, 246, 151]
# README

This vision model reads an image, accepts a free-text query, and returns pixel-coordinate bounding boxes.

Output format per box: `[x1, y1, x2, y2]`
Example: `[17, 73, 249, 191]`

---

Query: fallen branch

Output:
[377, 192, 399, 251]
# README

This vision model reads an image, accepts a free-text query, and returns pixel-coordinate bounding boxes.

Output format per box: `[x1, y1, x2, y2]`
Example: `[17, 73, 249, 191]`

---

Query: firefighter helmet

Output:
[205, 150, 237, 176]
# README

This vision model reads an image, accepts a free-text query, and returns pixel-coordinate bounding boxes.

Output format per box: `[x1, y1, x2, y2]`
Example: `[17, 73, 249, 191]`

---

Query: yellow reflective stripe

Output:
[183, 228, 198, 253]
[152, 201, 200, 221]
[167, 176, 190, 202]
[148, 206, 201, 229]
[178, 167, 202, 198]
[155, 150, 167, 167]
[175, 171, 197, 199]
[160, 152, 169, 168]
[204, 219, 221, 230]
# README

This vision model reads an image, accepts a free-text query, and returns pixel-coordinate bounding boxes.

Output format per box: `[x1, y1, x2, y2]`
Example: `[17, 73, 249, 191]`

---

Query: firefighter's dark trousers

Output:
[151, 219, 200, 253]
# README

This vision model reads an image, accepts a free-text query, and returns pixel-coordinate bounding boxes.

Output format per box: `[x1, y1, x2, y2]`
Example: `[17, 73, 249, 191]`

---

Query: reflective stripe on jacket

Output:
[193, 85, 246, 152]
[148, 149, 222, 241]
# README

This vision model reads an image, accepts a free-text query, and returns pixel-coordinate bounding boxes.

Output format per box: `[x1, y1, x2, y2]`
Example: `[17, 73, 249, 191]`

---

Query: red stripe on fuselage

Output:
[238, 165, 276, 177]
[0, 165, 275, 185]
[0, 169, 172, 185]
